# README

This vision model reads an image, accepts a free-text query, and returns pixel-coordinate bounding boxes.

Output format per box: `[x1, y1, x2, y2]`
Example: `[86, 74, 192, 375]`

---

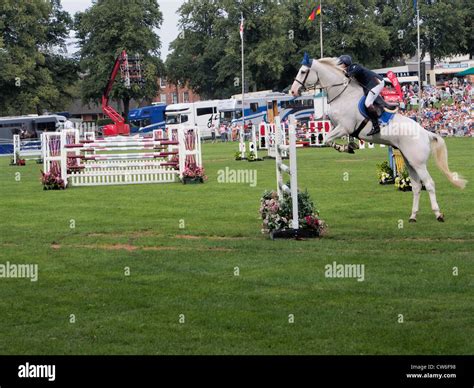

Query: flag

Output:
[239, 17, 244, 40]
[308, 5, 321, 22]
[387, 71, 403, 101]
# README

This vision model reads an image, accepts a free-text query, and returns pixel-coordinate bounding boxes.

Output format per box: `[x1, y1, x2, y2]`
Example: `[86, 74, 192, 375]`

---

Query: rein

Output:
[294, 67, 351, 104]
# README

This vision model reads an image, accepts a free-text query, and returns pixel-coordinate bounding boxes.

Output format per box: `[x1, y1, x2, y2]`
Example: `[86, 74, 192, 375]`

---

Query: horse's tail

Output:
[429, 133, 467, 189]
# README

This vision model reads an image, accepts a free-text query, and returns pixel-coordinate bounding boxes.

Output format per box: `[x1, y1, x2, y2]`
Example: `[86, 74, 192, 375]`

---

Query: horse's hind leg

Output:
[412, 165, 444, 222]
[405, 163, 422, 222]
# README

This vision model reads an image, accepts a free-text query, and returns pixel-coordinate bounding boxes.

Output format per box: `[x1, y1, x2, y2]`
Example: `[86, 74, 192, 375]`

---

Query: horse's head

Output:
[290, 53, 318, 96]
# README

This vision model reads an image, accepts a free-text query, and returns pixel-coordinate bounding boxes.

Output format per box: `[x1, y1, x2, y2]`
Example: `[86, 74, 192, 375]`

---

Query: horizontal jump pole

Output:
[277, 163, 291, 174]
[69, 152, 178, 160]
[68, 162, 179, 170]
[19, 144, 42, 148]
[66, 140, 178, 148]
[279, 183, 292, 195]
[68, 161, 179, 169]
[72, 146, 167, 152]
[68, 169, 180, 177]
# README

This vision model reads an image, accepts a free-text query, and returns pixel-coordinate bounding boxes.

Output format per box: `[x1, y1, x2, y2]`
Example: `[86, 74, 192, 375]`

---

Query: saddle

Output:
[374, 95, 399, 115]
[358, 96, 398, 125]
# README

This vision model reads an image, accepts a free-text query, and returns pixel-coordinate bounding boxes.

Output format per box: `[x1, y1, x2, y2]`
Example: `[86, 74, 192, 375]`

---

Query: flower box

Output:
[260, 190, 325, 240]
[182, 176, 204, 184]
[379, 177, 395, 185]
[271, 228, 320, 240]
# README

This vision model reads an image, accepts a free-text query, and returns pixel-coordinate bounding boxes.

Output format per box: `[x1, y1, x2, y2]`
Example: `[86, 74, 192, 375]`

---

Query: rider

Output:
[337, 55, 385, 136]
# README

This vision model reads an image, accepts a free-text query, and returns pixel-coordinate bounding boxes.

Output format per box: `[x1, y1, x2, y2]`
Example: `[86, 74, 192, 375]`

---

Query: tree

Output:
[74, 0, 164, 120]
[419, 0, 468, 68]
[0, 0, 76, 115]
[375, 0, 417, 67]
[166, 0, 396, 99]
[166, 0, 295, 99]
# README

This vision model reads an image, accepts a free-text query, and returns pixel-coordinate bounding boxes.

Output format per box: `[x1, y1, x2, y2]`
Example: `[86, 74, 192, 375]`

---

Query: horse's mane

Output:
[317, 57, 346, 74]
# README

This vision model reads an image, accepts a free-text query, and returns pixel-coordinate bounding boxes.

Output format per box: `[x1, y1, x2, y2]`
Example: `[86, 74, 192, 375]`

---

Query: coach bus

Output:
[165, 100, 220, 139]
[218, 92, 318, 127]
[0, 114, 67, 155]
[128, 103, 167, 134]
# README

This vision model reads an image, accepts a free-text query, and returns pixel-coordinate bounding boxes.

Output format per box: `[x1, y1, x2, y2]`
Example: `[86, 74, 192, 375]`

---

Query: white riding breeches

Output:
[365, 80, 385, 107]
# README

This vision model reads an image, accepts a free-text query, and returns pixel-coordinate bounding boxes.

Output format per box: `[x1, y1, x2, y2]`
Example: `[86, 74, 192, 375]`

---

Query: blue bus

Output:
[128, 103, 166, 133]
[218, 92, 316, 128]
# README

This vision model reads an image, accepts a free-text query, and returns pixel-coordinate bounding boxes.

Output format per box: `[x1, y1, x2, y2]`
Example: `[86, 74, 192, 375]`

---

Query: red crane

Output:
[102, 50, 132, 136]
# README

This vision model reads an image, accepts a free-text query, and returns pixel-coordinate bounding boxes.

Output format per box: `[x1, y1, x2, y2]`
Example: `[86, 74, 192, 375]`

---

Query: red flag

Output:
[387, 71, 403, 101]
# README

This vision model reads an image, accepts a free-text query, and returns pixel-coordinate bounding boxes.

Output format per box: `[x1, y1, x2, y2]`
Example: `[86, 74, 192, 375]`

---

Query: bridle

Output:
[294, 65, 351, 104]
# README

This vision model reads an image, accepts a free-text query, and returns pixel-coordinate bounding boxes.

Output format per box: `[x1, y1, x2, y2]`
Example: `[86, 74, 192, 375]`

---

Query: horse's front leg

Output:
[324, 125, 352, 153]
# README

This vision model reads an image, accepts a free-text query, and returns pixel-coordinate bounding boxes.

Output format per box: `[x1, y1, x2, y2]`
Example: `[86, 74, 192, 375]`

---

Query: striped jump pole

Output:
[275, 116, 299, 231]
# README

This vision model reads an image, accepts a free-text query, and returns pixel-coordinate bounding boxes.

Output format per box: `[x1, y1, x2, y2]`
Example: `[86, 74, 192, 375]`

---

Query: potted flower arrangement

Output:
[10, 152, 26, 166]
[234, 151, 245, 161]
[376, 161, 395, 185]
[247, 151, 263, 162]
[259, 187, 327, 239]
[394, 168, 412, 191]
[41, 171, 65, 190]
[181, 164, 206, 184]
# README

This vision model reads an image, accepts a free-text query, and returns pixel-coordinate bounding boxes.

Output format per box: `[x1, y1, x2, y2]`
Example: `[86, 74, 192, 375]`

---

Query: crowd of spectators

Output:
[399, 80, 473, 136]
[214, 79, 473, 141]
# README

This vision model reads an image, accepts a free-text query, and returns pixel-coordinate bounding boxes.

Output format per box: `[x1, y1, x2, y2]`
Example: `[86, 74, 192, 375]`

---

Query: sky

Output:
[61, 0, 185, 60]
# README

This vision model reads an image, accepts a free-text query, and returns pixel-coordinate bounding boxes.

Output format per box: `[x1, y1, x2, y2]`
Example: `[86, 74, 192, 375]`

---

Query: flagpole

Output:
[241, 12, 245, 156]
[319, 0, 323, 58]
[417, 3, 422, 115]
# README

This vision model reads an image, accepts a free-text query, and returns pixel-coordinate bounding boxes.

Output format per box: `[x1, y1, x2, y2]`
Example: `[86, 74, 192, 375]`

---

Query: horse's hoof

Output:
[349, 141, 359, 150]
[437, 214, 445, 222]
[409, 218, 417, 223]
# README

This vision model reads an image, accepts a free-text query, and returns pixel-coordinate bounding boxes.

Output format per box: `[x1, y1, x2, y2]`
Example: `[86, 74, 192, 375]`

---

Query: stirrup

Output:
[367, 125, 380, 136]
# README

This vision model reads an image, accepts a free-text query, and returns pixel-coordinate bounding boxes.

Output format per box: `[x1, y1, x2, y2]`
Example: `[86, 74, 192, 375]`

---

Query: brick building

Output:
[153, 78, 200, 105]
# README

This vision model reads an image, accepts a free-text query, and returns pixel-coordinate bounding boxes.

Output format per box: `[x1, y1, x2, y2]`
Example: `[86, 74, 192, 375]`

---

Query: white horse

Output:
[290, 55, 467, 222]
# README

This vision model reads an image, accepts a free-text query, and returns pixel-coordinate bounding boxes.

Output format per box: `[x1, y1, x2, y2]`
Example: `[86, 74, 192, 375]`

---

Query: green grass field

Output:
[0, 138, 473, 355]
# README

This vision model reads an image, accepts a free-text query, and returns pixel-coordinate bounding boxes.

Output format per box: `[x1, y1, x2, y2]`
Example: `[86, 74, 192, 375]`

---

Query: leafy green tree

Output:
[75, 0, 164, 120]
[375, 0, 417, 67]
[0, 0, 76, 115]
[419, 0, 468, 68]
[166, 0, 295, 99]
[462, 0, 474, 58]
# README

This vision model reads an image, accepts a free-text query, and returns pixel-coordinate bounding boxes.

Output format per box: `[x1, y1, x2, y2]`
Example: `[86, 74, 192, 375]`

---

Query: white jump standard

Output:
[12, 134, 44, 165]
[43, 127, 202, 187]
[275, 117, 299, 230]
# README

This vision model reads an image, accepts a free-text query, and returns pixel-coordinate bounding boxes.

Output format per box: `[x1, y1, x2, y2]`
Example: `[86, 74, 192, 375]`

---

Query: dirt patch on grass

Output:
[52, 243, 233, 253]
[87, 230, 157, 238]
[335, 159, 366, 163]
[144, 246, 232, 252]
[175, 234, 248, 241]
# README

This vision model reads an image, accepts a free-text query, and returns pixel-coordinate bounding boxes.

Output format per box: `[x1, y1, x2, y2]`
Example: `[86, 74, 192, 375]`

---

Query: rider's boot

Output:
[366, 105, 381, 136]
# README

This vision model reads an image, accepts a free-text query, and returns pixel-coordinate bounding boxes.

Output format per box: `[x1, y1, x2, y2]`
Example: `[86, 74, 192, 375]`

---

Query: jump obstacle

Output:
[43, 127, 201, 187]
[358, 139, 386, 149]
[274, 116, 299, 231]
[261, 122, 288, 159]
[247, 125, 262, 161]
[389, 147, 406, 176]
[12, 134, 44, 164]
[307, 120, 332, 147]
[237, 125, 266, 161]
